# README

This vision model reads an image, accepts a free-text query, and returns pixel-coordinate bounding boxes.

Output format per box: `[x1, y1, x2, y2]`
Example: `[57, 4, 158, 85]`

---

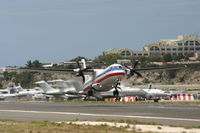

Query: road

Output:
[0, 101, 199, 126]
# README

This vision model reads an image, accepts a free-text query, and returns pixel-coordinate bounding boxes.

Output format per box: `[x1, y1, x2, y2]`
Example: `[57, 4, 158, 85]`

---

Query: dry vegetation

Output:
[0, 120, 139, 133]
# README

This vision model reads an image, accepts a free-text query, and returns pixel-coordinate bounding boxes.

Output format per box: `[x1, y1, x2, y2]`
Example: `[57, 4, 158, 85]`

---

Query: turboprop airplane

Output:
[72, 59, 185, 98]
[21, 59, 186, 98]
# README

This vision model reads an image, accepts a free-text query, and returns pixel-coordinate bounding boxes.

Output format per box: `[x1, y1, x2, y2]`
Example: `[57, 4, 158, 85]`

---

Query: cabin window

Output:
[196, 47, 200, 51]
[178, 43, 182, 46]
[195, 41, 200, 46]
[184, 41, 189, 46]
[189, 41, 194, 46]
[172, 48, 177, 51]
[178, 48, 183, 51]
[161, 48, 165, 51]
[167, 48, 171, 51]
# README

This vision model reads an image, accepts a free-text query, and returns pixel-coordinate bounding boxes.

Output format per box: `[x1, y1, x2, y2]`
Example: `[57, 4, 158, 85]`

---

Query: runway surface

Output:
[0, 101, 199, 126]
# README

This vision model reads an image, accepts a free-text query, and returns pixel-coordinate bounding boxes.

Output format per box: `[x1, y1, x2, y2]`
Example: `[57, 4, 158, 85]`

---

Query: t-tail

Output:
[15, 83, 24, 92]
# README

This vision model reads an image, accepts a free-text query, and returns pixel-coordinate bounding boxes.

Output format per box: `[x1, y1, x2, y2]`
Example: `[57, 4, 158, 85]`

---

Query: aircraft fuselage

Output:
[82, 64, 126, 94]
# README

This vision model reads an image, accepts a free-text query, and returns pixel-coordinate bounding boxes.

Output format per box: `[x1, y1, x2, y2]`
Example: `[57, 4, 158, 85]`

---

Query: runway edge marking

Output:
[0, 109, 199, 122]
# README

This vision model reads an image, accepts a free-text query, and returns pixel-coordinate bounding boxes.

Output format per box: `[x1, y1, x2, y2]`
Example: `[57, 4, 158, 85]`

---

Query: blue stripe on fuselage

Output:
[95, 68, 125, 79]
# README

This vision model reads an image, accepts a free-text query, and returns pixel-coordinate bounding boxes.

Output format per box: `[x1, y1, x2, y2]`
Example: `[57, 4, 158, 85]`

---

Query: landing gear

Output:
[113, 90, 121, 102]
[113, 81, 122, 102]
[153, 99, 159, 102]
[88, 90, 93, 96]
[84, 89, 95, 101]
[113, 90, 119, 97]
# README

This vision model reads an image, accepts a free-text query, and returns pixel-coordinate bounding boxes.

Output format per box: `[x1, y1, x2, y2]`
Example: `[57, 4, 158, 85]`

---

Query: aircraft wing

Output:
[133, 65, 187, 71]
[125, 64, 187, 78]
[19, 67, 94, 73]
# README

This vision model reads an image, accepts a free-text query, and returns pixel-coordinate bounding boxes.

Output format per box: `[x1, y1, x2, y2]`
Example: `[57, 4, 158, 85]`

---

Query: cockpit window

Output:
[109, 66, 123, 70]
[118, 66, 122, 69]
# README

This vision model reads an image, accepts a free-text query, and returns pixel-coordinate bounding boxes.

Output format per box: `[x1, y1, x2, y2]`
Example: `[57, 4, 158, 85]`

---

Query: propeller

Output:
[75, 60, 91, 83]
[113, 82, 121, 97]
[115, 82, 122, 90]
[125, 60, 143, 79]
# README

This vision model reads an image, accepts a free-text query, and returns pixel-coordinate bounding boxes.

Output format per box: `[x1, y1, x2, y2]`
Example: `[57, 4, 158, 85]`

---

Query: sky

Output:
[0, 0, 200, 67]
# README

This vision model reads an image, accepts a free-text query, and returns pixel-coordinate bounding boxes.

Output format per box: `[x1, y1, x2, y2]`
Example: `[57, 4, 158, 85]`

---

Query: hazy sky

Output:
[0, 0, 200, 67]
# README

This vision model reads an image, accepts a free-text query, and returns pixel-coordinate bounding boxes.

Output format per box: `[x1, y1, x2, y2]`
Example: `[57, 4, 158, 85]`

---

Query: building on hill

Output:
[103, 48, 149, 57]
[0, 66, 19, 73]
[143, 34, 200, 56]
[103, 35, 200, 58]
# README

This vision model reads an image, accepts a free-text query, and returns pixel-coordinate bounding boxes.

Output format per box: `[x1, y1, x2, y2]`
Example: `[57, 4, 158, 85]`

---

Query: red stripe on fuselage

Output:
[83, 72, 125, 92]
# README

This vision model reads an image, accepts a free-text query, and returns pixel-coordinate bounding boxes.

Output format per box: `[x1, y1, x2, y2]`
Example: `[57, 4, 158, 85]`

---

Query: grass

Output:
[0, 120, 139, 133]
[0, 119, 199, 133]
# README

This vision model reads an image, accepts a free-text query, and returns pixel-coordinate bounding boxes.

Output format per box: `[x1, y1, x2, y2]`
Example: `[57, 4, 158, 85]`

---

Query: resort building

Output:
[103, 48, 149, 57]
[143, 35, 200, 56]
[103, 35, 200, 57]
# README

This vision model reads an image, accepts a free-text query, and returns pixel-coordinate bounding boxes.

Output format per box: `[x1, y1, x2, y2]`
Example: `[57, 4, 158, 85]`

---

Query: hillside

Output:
[124, 65, 200, 85]
[1, 64, 200, 89]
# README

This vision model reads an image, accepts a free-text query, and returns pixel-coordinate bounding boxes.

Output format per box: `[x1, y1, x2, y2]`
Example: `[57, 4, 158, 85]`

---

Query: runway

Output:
[0, 101, 199, 126]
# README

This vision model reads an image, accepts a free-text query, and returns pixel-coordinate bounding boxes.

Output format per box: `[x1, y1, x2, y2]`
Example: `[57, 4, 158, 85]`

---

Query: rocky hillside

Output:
[1, 65, 200, 89]
[125, 66, 200, 86]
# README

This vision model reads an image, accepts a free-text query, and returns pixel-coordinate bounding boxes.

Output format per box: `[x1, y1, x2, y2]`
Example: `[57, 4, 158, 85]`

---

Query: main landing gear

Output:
[88, 90, 93, 96]
[113, 82, 121, 102]
[113, 90, 119, 97]
[84, 88, 95, 101]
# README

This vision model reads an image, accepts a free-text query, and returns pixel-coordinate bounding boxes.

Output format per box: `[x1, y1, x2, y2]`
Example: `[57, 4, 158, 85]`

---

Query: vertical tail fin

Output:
[15, 83, 24, 92]
[35, 81, 54, 93]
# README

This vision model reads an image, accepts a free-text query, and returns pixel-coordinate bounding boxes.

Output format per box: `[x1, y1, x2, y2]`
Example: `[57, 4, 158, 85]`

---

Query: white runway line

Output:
[0, 109, 199, 122]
